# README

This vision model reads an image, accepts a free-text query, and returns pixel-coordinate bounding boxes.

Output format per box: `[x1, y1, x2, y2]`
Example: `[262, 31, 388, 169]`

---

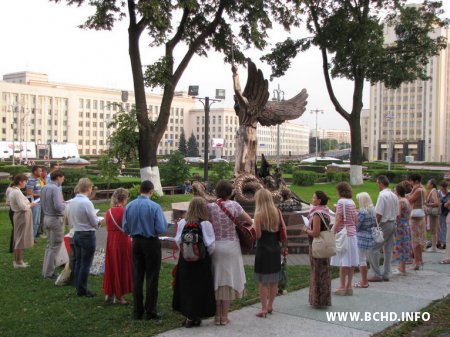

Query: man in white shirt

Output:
[368, 175, 399, 282]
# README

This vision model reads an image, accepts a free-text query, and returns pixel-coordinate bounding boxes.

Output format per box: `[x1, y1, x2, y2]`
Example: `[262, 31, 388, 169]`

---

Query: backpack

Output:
[180, 222, 206, 262]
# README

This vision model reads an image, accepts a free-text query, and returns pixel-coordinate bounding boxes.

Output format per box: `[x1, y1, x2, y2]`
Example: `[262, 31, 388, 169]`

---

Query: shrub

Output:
[293, 171, 318, 186]
[159, 151, 191, 187]
[209, 162, 234, 190]
[0, 165, 28, 176]
[326, 172, 350, 183]
[298, 165, 325, 173]
[369, 170, 444, 184]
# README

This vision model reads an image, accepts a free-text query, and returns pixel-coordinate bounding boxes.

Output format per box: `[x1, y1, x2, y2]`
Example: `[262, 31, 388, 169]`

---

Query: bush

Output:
[280, 161, 298, 174]
[209, 162, 234, 190]
[0, 165, 29, 176]
[298, 165, 325, 173]
[293, 171, 318, 186]
[369, 169, 444, 184]
[326, 172, 350, 183]
[159, 151, 191, 187]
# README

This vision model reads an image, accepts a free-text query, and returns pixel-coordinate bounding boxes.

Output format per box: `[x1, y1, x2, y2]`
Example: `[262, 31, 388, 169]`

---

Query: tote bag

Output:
[335, 202, 349, 254]
[312, 213, 336, 259]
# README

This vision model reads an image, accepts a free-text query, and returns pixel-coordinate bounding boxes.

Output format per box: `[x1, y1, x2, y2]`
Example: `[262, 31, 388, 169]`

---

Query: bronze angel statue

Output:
[232, 59, 308, 175]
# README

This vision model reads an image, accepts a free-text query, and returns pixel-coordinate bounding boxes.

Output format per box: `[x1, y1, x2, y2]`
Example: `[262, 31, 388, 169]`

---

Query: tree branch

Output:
[307, 2, 350, 120]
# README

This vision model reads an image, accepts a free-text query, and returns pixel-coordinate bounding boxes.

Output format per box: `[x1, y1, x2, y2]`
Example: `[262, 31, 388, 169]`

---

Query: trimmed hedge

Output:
[0, 165, 29, 175]
[298, 165, 325, 173]
[326, 172, 350, 183]
[369, 169, 445, 184]
[293, 171, 318, 186]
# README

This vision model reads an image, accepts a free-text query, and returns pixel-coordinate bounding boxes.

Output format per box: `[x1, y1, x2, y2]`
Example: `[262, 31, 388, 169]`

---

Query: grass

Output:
[0, 197, 335, 337]
[375, 295, 450, 337]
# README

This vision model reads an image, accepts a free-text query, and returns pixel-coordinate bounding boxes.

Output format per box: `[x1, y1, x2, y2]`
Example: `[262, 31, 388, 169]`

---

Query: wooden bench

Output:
[162, 186, 183, 195]
[92, 189, 116, 200]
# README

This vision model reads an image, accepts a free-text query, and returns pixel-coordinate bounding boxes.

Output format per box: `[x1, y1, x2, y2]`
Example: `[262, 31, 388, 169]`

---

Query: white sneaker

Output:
[426, 248, 437, 253]
[392, 269, 407, 276]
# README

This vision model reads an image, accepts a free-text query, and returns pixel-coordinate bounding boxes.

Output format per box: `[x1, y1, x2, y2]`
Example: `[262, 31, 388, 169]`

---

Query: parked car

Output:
[184, 157, 204, 164]
[209, 158, 229, 163]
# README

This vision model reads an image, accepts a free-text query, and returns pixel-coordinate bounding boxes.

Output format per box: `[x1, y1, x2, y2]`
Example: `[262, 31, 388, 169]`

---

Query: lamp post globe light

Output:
[272, 84, 285, 168]
[189, 85, 224, 184]
[310, 109, 324, 161]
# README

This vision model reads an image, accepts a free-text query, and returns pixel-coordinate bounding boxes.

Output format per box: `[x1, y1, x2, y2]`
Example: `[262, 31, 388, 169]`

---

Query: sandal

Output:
[439, 259, 450, 264]
[353, 282, 369, 288]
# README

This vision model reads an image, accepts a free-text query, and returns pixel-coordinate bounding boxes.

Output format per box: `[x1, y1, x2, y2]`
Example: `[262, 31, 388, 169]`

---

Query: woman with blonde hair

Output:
[103, 188, 133, 304]
[353, 192, 375, 288]
[173, 197, 216, 328]
[253, 189, 287, 317]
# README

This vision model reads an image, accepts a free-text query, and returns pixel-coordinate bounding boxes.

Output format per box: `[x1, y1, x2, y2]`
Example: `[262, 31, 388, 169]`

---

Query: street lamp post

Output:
[190, 86, 223, 184]
[272, 84, 285, 168]
[310, 109, 324, 160]
[385, 113, 394, 171]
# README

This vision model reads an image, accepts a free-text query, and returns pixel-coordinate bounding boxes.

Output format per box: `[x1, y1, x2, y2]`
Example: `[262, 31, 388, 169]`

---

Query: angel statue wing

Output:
[240, 59, 270, 119]
[258, 89, 308, 127]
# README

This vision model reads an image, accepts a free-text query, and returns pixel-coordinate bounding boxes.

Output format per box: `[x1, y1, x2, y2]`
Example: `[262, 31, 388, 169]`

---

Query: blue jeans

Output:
[32, 204, 41, 238]
[438, 214, 447, 244]
[73, 231, 96, 296]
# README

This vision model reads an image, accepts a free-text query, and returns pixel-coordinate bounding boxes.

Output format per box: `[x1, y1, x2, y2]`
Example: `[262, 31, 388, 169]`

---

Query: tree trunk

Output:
[348, 76, 364, 185]
[127, 7, 163, 195]
[234, 125, 257, 175]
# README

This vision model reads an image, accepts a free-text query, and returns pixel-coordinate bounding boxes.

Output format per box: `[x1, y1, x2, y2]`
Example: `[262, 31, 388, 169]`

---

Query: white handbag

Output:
[372, 218, 384, 243]
[335, 202, 348, 254]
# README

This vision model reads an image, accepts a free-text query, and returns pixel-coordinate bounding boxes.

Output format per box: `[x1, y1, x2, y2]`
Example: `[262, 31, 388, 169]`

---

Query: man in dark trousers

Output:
[123, 180, 168, 321]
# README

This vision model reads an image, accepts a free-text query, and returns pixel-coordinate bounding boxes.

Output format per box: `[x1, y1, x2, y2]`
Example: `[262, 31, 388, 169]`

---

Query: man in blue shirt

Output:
[123, 180, 168, 321]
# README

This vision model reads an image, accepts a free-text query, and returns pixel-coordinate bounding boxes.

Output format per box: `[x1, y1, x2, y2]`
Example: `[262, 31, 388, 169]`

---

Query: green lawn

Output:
[0, 197, 335, 337]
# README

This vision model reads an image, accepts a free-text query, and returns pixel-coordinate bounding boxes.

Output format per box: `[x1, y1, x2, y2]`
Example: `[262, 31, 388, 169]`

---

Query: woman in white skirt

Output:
[207, 180, 253, 325]
[331, 182, 359, 296]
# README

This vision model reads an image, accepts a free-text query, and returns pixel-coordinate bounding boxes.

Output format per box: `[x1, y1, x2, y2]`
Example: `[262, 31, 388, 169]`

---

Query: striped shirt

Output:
[335, 198, 357, 236]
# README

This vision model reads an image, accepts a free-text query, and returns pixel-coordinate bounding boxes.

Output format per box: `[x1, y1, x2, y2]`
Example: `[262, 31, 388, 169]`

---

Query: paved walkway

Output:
[93, 210, 450, 336]
[155, 251, 450, 337]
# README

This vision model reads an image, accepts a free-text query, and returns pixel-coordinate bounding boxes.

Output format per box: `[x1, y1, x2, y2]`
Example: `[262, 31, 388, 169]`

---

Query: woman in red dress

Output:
[103, 188, 133, 304]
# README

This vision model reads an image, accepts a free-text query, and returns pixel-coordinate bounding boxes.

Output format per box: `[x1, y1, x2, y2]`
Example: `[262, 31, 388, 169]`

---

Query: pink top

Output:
[208, 200, 244, 242]
[335, 198, 357, 236]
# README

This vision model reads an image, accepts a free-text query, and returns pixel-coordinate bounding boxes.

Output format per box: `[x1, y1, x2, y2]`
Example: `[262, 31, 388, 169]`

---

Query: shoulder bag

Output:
[311, 212, 336, 259]
[108, 209, 125, 232]
[216, 200, 256, 253]
[425, 190, 441, 216]
[335, 202, 349, 254]
[372, 216, 384, 243]
[411, 189, 425, 218]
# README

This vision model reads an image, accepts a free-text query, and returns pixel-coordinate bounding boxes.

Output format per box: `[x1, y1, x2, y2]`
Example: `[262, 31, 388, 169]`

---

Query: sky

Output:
[1, 0, 449, 131]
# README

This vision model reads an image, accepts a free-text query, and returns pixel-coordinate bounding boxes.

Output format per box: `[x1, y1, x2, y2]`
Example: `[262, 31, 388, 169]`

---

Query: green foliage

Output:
[159, 151, 191, 186]
[262, 1, 448, 166]
[107, 108, 139, 167]
[370, 169, 445, 184]
[293, 171, 318, 186]
[326, 172, 350, 183]
[209, 161, 234, 189]
[309, 137, 339, 153]
[298, 165, 325, 173]
[187, 132, 200, 157]
[95, 155, 120, 188]
[280, 161, 297, 174]
[178, 128, 187, 156]
[62, 168, 90, 186]
[0, 165, 28, 175]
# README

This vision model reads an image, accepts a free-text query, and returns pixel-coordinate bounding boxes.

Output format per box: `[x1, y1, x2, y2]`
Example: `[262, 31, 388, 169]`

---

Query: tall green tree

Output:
[52, 0, 283, 194]
[178, 128, 187, 156]
[263, 0, 448, 184]
[187, 132, 200, 157]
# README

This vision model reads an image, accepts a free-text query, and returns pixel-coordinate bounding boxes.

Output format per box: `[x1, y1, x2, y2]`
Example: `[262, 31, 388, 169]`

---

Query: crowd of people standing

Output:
[302, 174, 450, 308]
[5, 166, 450, 328]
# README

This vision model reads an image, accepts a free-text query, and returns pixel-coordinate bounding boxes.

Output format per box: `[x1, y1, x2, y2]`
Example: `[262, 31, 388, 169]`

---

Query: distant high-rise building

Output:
[366, 22, 450, 162]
